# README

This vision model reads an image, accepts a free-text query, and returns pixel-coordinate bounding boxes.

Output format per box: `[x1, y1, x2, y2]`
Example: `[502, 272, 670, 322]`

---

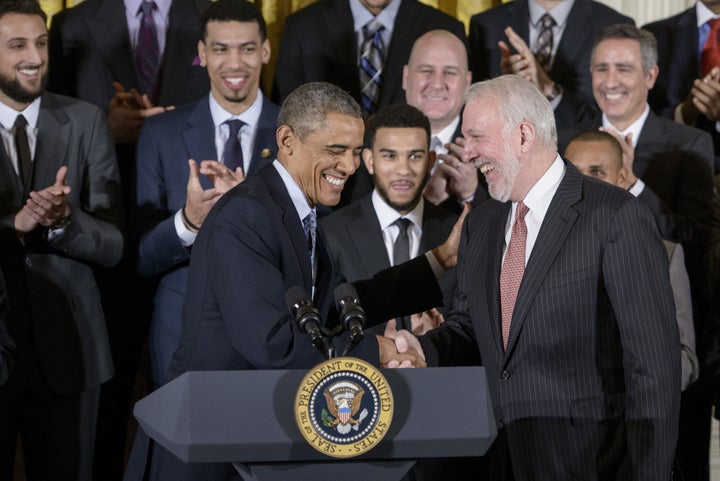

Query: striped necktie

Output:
[534, 14, 556, 72]
[359, 19, 385, 116]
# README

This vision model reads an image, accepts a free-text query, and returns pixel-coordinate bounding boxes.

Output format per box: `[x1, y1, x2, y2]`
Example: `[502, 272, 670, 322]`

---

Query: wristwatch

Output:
[545, 82, 563, 102]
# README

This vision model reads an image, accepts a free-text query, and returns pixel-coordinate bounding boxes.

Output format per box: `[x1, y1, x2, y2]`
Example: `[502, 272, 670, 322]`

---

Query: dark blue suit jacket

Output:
[644, 7, 720, 173]
[135, 95, 280, 385]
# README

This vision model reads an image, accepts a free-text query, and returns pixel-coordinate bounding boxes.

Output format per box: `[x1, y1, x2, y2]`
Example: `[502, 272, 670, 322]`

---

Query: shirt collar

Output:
[0, 97, 41, 130]
[209, 91, 264, 129]
[528, 0, 575, 28]
[273, 159, 314, 223]
[371, 189, 424, 231]
[125, 0, 172, 18]
[518, 153, 565, 219]
[697, 1, 719, 27]
[350, 0, 400, 32]
[601, 104, 650, 149]
[434, 115, 461, 146]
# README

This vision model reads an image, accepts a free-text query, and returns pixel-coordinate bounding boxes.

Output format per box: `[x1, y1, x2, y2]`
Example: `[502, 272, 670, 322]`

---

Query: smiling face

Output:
[591, 38, 657, 131]
[363, 127, 432, 214]
[283, 113, 365, 207]
[403, 31, 471, 133]
[0, 12, 48, 111]
[461, 97, 523, 202]
[359, 0, 393, 16]
[198, 20, 270, 115]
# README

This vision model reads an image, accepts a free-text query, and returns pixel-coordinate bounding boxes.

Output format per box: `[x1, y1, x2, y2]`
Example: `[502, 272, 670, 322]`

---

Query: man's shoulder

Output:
[285, 0, 340, 27]
[585, 0, 634, 24]
[643, 7, 693, 32]
[41, 91, 103, 120]
[320, 196, 368, 232]
[470, 0, 514, 25]
[648, 113, 712, 147]
[142, 98, 205, 131]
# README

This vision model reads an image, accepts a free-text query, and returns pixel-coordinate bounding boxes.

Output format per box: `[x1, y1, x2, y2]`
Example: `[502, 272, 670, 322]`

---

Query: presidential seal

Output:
[294, 357, 394, 458]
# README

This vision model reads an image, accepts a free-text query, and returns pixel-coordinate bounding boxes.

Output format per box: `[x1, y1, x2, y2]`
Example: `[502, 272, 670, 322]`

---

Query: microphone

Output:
[333, 283, 366, 356]
[285, 286, 335, 360]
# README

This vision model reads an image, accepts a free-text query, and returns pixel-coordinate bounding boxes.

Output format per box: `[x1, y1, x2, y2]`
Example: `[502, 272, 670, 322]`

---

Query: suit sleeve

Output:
[47, 10, 76, 98]
[135, 119, 191, 277]
[46, 107, 123, 268]
[602, 197, 680, 479]
[0, 269, 13, 386]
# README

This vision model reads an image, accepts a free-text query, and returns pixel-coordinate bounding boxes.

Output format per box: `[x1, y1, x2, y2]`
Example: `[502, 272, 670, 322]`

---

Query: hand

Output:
[441, 137, 478, 202]
[183, 159, 224, 230]
[408, 308, 444, 336]
[198, 160, 245, 193]
[423, 166, 450, 205]
[19, 166, 72, 230]
[689, 67, 720, 122]
[599, 127, 637, 188]
[108, 82, 173, 144]
[500, 27, 555, 96]
[376, 332, 426, 368]
[432, 201, 471, 270]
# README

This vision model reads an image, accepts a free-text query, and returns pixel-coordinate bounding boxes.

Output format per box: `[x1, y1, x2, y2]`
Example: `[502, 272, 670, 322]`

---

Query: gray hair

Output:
[278, 82, 362, 140]
[465, 75, 557, 150]
[592, 24, 658, 75]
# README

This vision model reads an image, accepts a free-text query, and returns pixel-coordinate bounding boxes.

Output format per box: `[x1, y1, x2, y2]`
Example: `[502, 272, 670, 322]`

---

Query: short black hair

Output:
[566, 130, 623, 168]
[201, 0, 266, 41]
[0, 0, 46, 23]
[364, 104, 431, 150]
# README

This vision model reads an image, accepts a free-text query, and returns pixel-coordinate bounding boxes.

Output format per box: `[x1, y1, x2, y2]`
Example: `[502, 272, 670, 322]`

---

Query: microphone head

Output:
[334, 283, 360, 307]
[286, 286, 311, 314]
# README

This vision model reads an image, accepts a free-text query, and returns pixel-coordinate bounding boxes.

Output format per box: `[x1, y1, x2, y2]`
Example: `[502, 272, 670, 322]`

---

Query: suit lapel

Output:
[487, 203, 509, 353]
[157, 0, 201, 103]
[34, 94, 70, 194]
[247, 98, 278, 177]
[634, 112, 663, 179]
[504, 163, 582, 357]
[349, 196, 390, 272]
[380, 0, 415, 107]
[0, 138, 22, 213]
[181, 96, 216, 190]
[325, 1, 360, 100]
[551, 0, 592, 82]
[673, 9, 700, 92]
[418, 204, 446, 252]
[85, 0, 139, 90]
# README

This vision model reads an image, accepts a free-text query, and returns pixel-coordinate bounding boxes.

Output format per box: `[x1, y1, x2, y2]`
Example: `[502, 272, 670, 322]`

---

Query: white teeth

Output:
[324, 175, 345, 186]
[605, 93, 622, 100]
[479, 164, 494, 174]
[19, 68, 38, 75]
[226, 77, 245, 86]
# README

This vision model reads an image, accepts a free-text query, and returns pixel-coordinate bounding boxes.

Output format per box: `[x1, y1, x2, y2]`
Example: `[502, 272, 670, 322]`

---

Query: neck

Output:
[534, 0, 565, 11]
[703, 1, 720, 15]
[512, 150, 556, 201]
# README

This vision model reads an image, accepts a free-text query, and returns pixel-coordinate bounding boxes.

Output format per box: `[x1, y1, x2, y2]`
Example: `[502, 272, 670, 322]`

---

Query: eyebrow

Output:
[208, 40, 258, 48]
[377, 148, 427, 154]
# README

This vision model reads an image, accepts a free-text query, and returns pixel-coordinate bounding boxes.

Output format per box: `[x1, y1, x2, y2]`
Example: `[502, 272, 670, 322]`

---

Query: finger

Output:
[394, 332, 409, 353]
[234, 167, 245, 183]
[384, 319, 398, 339]
[498, 40, 511, 59]
[187, 159, 201, 190]
[112, 81, 127, 94]
[140, 93, 155, 110]
[385, 359, 400, 369]
[55, 165, 68, 186]
[692, 95, 713, 117]
[139, 106, 169, 118]
[505, 26, 532, 57]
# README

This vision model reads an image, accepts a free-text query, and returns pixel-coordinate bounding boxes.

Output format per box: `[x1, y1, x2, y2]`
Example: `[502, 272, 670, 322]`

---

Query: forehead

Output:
[204, 20, 262, 42]
[463, 96, 501, 130]
[566, 140, 621, 168]
[0, 12, 47, 38]
[409, 36, 467, 70]
[305, 112, 364, 143]
[593, 38, 642, 63]
[372, 127, 428, 149]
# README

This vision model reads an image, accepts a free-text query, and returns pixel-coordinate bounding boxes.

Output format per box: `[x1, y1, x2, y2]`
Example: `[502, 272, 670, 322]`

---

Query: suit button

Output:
[501, 370, 510, 380]
[24, 257, 32, 267]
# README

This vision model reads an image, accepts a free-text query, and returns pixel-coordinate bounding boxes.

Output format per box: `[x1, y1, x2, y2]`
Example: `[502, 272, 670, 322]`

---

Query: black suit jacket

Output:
[644, 7, 720, 173]
[421, 162, 680, 479]
[0, 269, 13, 387]
[468, 0, 633, 128]
[48, 0, 210, 110]
[0, 93, 123, 395]
[321, 194, 457, 313]
[272, 0, 466, 106]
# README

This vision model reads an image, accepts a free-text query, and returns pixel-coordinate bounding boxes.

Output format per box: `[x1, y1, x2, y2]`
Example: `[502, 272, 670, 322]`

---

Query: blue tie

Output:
[222, 119, 245, 174]
[359, 20, 385, 116]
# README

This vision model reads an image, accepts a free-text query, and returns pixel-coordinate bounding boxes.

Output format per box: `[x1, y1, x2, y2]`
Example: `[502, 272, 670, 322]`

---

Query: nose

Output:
[429, 71, 443, 88]
[26, 44, 44, 65]
[461, 142, 477, 164]
[338, 151, 359, 177]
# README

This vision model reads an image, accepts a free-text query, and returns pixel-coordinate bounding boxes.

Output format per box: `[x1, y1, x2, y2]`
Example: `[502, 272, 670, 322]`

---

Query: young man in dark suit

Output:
[468, 0, 633, 128]
[385, 74, 680, 480]
[0, 1, 123, 479]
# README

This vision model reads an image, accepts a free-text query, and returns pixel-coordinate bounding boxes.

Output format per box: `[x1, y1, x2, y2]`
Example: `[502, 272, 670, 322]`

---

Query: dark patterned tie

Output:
[500, 202, 529, 350]
[303, 211, 317, 285]
[534, 14, 556, 72]
[393, 218, 412, 331]
[359, 20, 385, 116]
[702, 18, 720, 76]
[14, 115, 32, 188]
[222, 119, 245, 174]
[136, 1, 160, 103]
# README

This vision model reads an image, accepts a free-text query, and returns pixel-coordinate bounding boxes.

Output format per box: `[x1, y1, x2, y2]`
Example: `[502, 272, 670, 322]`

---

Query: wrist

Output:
[181, 205, 201, 232]
[545, 82, 562, 102]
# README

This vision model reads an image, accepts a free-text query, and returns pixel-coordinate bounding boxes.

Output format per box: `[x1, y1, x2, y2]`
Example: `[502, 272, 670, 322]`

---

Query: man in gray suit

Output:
[0, 1, 123, 479]
[385, 75, 680, 480]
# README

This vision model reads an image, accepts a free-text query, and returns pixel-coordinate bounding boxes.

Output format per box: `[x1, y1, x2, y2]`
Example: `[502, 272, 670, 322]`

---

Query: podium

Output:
[134, 366, 496, 481]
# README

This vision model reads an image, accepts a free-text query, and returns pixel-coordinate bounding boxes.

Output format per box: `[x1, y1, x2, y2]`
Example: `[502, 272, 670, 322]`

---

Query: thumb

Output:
[395, 332, 409, 353]
[384, 319, 398, 339]
[187, 159, 201, 189]
[55, 166, 68, 186]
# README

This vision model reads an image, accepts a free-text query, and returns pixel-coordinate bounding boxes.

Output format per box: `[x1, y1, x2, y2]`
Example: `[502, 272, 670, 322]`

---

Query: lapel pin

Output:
[260, 148, 273, 159]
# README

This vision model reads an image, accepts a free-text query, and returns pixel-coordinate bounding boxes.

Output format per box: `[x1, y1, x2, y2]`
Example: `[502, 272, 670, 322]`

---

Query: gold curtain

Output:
[45, 0, 504, 94]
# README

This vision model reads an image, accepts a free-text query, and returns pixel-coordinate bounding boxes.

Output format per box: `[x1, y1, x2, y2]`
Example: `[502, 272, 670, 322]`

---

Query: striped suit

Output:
[421, 161, 680, 480]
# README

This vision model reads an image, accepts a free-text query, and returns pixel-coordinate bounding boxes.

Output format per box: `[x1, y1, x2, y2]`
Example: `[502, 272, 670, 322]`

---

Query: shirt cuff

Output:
[174, 209, 197, 247]
[628, 178, 645, 197]
[425, 250, 446, 280]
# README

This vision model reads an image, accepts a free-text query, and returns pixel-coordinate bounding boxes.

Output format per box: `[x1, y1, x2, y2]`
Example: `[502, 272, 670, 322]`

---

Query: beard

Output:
[487, 143, 521, 203]
[373, 175, 428, 213]
[0, 69, 47, 105]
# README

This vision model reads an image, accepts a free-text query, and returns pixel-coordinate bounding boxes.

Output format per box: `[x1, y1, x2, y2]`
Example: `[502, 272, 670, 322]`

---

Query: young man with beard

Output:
[0, 1, 123, 479]
[383, 75, 680, 480]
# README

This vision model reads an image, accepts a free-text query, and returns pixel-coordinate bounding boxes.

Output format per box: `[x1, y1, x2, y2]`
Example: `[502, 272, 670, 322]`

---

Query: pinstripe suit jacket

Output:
[421, 161, 680, 479]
